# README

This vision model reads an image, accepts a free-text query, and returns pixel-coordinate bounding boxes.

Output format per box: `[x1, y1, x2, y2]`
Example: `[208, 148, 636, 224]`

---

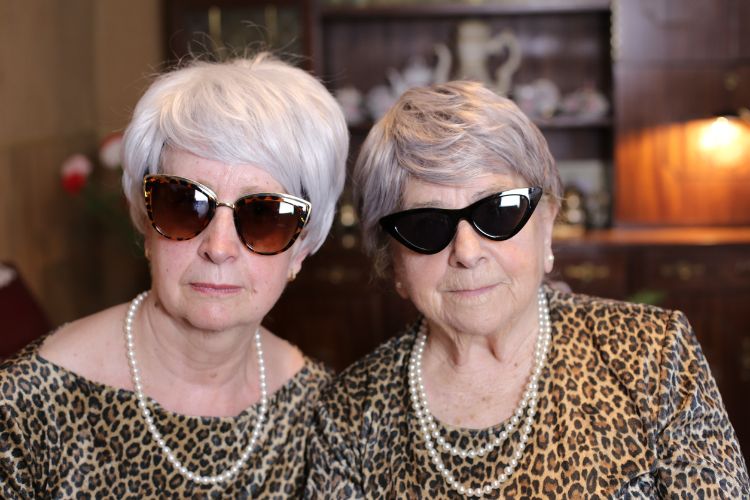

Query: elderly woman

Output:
[0, 53, 347, 497]
[307, 81, 749, 498]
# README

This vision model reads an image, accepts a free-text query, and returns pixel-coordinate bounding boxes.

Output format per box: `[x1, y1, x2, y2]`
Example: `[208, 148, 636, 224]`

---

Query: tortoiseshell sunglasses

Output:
[143, 174, 311, 255]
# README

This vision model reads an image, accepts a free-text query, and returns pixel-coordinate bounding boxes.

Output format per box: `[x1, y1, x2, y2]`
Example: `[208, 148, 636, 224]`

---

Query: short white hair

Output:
[122, 53, 348, 254]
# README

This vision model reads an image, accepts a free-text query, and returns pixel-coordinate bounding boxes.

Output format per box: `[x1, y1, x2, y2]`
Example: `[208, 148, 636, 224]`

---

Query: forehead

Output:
[401, 170, 527, 209]
[161, 148, 284, 193]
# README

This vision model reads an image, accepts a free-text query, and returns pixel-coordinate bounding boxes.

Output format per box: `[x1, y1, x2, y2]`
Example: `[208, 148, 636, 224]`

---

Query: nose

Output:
[448, 220, 485, 268]
[198, 206, 241, 264]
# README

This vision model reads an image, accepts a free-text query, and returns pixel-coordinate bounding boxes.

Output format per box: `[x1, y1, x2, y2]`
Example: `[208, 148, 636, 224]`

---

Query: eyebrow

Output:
[403, 185, 515, 210]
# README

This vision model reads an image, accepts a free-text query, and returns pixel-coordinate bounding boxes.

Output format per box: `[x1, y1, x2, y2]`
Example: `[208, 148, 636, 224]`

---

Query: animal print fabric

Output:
[0, 341, 332, 498]
[306, 287, 750, 498]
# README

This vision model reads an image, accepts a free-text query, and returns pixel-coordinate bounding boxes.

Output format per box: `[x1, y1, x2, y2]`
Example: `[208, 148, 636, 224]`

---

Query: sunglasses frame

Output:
[379, 186, 543, 255]
[143, 174, 311, 256]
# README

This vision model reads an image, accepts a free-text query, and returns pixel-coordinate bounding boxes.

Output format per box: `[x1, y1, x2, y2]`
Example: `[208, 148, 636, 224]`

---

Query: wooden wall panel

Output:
[1, 0, 159, 335]
[615, 0, 734, 63]
[616, 121, 750, 226]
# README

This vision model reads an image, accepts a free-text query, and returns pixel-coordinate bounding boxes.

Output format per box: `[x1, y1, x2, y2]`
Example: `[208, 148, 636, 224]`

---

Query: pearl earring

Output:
[547, 254, 554, 263]
[395, 281, 403, 289]
[288, 270, 297, 282]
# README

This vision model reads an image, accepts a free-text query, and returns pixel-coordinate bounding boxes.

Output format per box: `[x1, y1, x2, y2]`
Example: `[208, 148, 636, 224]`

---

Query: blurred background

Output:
[2, 0, 749, 460]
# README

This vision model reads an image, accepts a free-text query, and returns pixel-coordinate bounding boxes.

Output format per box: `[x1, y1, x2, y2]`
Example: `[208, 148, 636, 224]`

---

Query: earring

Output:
[395, 281, 403, 290]
[145, 247, 151, 261]
[288, 270, 297, 282]
[547, 254, 554, 264]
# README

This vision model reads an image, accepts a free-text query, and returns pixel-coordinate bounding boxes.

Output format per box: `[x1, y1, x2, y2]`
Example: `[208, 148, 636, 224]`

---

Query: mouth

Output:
[447, 283, 497, 297]
[189, 283, 243, 295]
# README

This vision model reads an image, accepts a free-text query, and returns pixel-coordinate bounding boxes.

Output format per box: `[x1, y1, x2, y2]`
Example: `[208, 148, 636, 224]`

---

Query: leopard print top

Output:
[306, 288, 750, 498]
[0, 339, 332, 499]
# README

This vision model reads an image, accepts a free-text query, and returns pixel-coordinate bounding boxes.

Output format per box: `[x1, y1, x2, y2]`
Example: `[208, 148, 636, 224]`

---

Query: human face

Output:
[391, 171, 556, 338]
[144, 149, 308, 333]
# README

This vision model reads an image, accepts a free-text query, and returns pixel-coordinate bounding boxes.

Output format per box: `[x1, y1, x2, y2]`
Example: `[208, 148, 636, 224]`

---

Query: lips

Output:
[189, 282, 243, 294]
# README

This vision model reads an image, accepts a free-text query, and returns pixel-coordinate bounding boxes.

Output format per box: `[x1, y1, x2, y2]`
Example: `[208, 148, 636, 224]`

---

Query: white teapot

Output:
[433, 20, 522, 97]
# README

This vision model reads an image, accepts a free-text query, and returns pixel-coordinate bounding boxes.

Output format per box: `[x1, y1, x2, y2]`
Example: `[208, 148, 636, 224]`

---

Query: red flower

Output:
[62, 172, 88, 194]
[60, 154, 93, 195]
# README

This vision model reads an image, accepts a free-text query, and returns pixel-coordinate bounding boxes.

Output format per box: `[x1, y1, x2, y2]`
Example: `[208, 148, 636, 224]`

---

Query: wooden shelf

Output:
[535, 116, 612, 130]
[321, 0, 611, 19]
[554, 226, 750, 247]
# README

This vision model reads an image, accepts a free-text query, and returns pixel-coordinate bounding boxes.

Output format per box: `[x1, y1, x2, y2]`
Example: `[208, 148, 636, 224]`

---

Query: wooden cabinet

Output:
[613, 0, 750, 226]
[164, 0, 314, 68]
[316, 0, 613, 163]
[614, 0, 741, 63]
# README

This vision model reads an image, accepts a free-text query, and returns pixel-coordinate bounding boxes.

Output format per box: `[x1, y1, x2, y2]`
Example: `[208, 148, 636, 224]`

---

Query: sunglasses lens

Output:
[393, 211, 455, 253]
[149, 180, 212, 239]
[473, 194, 530, 238]
[236, 197, 304, 254]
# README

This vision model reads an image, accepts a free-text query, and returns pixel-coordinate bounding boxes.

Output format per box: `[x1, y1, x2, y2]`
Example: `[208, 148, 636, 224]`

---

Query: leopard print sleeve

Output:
[1, 401, 35, 498]
[305, 398, 367, 499]
[649, 309, 749, 496]
[609, 308, 750, 497]
[1, 352, 48, 499]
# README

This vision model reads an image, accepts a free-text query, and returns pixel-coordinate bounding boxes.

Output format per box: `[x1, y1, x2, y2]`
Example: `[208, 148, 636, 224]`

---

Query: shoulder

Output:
[550, 287, 682, 342]
[316, 322, 417, 429]
[36, 302, 131, 389]
[0, 338, 75, 426]
[0, 341, 46, 404]
[548, 287, 695, 391]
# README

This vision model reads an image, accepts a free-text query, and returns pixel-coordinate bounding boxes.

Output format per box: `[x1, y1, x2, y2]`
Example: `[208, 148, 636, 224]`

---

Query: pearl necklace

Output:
[408, 287, 551, 498]
[124, 291, 268, 485]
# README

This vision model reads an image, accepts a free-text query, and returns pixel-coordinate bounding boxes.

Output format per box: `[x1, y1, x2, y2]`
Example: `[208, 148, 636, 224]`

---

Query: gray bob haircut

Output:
[121, 52, 348, 255]
[353, 80, 562, 277]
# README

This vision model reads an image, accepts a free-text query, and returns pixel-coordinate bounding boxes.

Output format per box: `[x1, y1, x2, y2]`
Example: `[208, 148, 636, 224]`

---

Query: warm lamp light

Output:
[698, 115, 747, 167]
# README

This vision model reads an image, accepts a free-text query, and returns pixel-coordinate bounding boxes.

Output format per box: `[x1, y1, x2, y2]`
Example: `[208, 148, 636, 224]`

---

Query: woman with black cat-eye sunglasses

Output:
[307, 81, 749, 497]
[1, 53, 350, 497]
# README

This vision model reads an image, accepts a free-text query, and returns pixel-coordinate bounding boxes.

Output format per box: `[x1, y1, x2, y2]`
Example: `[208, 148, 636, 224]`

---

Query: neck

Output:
[424, 298, 539, 372]
[416, 289, 544, 428]
[133, 294, 263, 416]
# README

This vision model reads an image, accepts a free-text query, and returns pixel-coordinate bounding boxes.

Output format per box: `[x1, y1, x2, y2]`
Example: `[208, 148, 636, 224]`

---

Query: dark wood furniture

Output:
[614, 0, 750, 225]
[1, 263, 51, 360]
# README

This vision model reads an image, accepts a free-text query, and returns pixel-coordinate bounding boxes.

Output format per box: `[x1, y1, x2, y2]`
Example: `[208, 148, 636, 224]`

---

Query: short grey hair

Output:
[353, 80, 562, 277]
[122, 52, 348, 254]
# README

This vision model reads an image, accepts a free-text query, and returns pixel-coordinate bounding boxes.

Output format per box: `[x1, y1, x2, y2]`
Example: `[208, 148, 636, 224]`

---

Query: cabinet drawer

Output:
[634, 245, 750, 292]
[552, 246, 628, 299]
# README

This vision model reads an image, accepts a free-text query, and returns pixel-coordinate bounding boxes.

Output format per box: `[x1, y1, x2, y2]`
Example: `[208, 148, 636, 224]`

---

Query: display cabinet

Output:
[164, 0, 314, 67]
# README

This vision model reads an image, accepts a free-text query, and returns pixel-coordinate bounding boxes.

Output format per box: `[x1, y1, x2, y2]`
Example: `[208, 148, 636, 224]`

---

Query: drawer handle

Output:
[659, 262, 705, 281]
[315, 266, 361, 285]
[742, 338, 750, 383]
[563, 263, 610, 283]
[735, 260, 750, 278]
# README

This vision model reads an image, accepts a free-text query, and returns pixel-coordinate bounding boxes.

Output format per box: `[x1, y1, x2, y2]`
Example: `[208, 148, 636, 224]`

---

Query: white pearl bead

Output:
[124, 292, 267, 486]
[408, 291, 550, 496]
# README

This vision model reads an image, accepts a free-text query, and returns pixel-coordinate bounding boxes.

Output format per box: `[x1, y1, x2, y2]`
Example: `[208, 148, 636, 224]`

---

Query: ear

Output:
[391, 255, 410, 300]
[143, 231, 154, 261]
[539, 200, 559, 274]
[288, 244, 310, 279]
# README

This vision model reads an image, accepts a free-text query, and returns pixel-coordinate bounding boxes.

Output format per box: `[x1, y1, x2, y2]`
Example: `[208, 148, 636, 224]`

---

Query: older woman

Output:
[307, 81, 749, 498]
[0, 53, 347, 497]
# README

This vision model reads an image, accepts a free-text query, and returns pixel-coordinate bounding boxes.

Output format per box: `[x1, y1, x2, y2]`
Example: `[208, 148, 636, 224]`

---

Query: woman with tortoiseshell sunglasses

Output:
[0, 53, 347, 497]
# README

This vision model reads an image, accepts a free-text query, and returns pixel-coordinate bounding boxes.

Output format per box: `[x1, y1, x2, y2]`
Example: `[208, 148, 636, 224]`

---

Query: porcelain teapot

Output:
[433, 20, 522, 96]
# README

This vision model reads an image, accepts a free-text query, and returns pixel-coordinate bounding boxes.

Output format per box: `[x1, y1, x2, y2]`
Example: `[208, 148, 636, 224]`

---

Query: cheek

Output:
[394, 252, 443, 300]
[146, 235, 200, 285]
